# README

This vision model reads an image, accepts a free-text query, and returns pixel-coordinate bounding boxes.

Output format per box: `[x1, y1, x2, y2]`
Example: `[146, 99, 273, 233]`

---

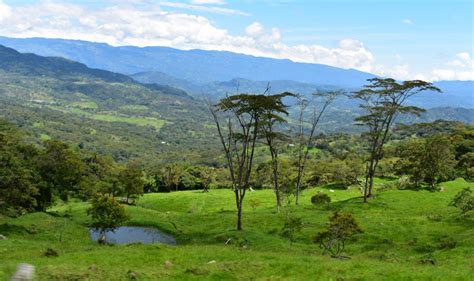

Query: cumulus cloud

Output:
[431, 52, 474, 80]
[402, 19, 413, 24]
[0, 0, 12, 22]
[190, 0, 226, 4]
[0, 1, 470, 81]
[245, 22, 265, 37]
[0, 1, 376, 72]
[159, 2, 249, 16]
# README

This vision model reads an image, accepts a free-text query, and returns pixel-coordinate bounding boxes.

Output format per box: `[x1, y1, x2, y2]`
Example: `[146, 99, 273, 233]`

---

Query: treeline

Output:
[0, 119, 142, 216]
[1, 118, 472, 217]
[0, 119, 225, 216]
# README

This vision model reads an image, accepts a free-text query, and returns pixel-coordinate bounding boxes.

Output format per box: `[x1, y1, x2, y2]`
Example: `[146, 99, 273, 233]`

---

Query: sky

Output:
[0, 0, 472, 81]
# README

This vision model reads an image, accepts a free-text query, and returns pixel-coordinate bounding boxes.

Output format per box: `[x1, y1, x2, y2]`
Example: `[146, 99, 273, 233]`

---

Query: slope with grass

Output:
[1, 179, 472, 280]
[0, 45, 219, 164]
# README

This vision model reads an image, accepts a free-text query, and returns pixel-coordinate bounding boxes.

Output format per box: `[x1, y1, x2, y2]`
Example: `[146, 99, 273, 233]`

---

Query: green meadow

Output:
[1, 178, 472, 280]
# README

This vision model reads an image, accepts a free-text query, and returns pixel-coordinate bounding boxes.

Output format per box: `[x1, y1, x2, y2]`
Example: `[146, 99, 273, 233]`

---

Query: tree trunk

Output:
[271, 154, 281, 212]
[237, 200, 243, 231]
[368, 171, 374, 197]
[295, 174, 301, 205]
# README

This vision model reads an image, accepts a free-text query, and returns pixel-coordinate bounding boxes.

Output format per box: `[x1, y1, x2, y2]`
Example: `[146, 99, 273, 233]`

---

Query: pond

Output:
[89, 226, 177, 245]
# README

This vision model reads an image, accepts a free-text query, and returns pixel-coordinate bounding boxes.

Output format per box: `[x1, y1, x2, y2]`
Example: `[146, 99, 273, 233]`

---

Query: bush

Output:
[313, 211, 363, 258]
[436, 236, 457, 250]
[248, 199, 261, 212]
[43, 248, 59, 257]
[449, 187, 474, 215]
[87, 194, 130, 243]
[281, 216, 303, 243]
[311, 193, 331, 205]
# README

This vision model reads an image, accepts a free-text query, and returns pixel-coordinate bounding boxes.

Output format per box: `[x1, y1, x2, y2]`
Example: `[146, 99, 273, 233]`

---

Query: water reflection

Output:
[89, 226, 176, 245]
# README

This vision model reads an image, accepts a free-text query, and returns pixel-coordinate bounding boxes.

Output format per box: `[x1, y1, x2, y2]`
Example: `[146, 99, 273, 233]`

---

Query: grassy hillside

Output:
[1, 179, 472, 280]
[0, 45, 219, 165]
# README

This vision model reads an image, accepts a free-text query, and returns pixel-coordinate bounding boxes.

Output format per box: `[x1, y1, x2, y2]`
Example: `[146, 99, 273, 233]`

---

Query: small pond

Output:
[89, 226, 176, 245]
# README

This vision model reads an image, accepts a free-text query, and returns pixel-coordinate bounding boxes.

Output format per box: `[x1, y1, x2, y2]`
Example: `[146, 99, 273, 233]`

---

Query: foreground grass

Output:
[1, 179, 473, 280]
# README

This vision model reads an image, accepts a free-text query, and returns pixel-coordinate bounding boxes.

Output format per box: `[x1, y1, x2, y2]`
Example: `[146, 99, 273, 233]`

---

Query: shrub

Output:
[281, 216, 303, 243]
[87, 194, 130, 243]
[449, 187, 474, 215]
[436, 236, 457, 250]
[420, 253, 436, 265]
[43, 248, 59, 257]
[311, 193, 331, 205]
[248, 199, 261, 212]
[313, 211, 362, 258]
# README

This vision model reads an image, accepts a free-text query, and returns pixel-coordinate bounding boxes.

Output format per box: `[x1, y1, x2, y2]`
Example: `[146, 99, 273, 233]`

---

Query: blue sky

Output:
[0, 0, 472, 80]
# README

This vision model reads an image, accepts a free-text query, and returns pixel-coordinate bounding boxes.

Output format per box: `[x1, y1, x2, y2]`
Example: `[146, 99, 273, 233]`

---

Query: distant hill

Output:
[132, 72, 473, 109]
[0, 37, 375, 87]
[1, 37, 471, 109]
[0, 45, 218, 164]
[412, 81, 474, 108]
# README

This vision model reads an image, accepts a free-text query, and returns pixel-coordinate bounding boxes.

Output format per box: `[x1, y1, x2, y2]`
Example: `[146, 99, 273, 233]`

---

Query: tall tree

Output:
[162, 163, 183, 192]
[36, 140, 85, 209]
[210, 93, 291, 230]
[294, 92, 339, 205]
[397, 135, 456, 189]
[260, 92, 294, 212]
[118, 161, 145, 204]
[352, 78, 441, 202]
[0, 121, 39, 215]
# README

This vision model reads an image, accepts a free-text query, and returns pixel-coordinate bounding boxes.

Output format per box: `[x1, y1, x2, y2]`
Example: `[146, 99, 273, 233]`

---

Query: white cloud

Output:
[434, 52, 474, 80]
[245, 22, 265, 37]
[430, 69, 473, 81]
[0, 0, 12, 22]
[0, 1, 375, 72]
[0, 1, 470, 81]
[190, 0, 226, 4]
[160, 2, 248, 16]
[402, 18, 413, 24]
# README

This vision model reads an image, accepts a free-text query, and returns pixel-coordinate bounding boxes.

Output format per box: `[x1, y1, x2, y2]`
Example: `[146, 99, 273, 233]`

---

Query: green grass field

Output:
[47, 105, 167, 131]
[1, 178, 473, 280]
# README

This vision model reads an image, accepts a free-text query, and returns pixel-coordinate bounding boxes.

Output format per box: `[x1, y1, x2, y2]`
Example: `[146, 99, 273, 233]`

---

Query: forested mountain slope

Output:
[0, 45, 218, 164]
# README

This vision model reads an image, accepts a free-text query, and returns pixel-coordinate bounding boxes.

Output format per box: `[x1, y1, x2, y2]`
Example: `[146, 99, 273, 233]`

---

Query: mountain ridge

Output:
[0, 36, 375, 87]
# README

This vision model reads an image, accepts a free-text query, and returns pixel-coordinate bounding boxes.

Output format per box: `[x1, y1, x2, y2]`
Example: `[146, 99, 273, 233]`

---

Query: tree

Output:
[308, 157, 363, 188]
[422, 136, 456, 189]
[36, 140, 85, 209]
[191, 166, 214, 192]
[0, 121, 39, 215]
[162, 163, 183, 192]
[210, 93, 291, 230]
[449, 188, 474, 215]
[83, 154, 120, 198]
[313, 211, 363, 258]
[294, 92, 340, 205]
[396, 135, 456, 189]
[87, 193, 130, 243]
[260, 91, 294, 212]
[352, 78, 441, 202]
[118, 162, 145, 204]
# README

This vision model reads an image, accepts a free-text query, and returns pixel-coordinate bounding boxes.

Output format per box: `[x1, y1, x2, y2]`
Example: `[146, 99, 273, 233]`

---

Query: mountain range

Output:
[0, 36, 471, 109]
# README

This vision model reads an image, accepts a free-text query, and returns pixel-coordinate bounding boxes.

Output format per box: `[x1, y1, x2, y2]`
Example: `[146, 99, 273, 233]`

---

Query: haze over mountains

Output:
[0, 36, 472, 110]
